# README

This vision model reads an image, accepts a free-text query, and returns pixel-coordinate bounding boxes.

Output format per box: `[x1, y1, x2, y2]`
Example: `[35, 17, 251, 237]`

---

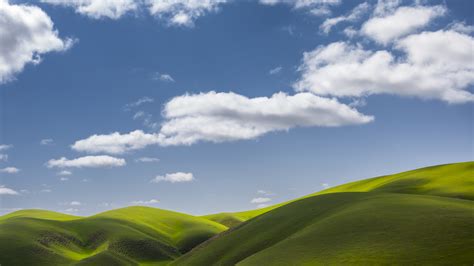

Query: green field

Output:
[1, 162, 473, 265]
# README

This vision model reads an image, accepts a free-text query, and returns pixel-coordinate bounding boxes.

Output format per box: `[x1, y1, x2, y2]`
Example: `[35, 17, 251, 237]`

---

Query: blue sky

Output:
[0, 0, 472, 216]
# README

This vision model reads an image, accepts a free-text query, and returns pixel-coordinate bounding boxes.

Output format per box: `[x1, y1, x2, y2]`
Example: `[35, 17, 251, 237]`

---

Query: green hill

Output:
[204, 161, 474, 227]
[0, 206, 227, 265]
[176, 192, 474, 265]
[1, 162, 472, 265]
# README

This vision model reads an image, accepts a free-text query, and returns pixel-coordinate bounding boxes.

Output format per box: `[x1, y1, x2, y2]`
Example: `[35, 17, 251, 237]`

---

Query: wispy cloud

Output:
[131, 199, 159, 205]
[46, 156, 126, 168]
[0, 145, 12, 151]
[250, 197, 272, 204]
[269, 66, 283, 75]
[40, 138, 54, 145]
[124, 97, 154, 110]
[135, 157, 160, 163]
[57, 170, 72, 176]
[153, 73, 175, 82]
[0, 167, 20, 174]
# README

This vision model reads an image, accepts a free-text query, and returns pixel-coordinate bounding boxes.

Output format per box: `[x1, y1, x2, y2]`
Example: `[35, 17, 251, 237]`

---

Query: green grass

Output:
[175, 192, 474, 265]
[205, 161, 474, 226]
[0, 206, 227, 265]
[1, 161, 472, 265]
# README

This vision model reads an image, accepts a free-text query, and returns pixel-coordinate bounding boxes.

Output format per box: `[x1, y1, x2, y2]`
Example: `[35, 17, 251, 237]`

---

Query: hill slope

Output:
[175, 192, 474, 265]
[0, 206, 227, 265]
[204, 161, 474, 227]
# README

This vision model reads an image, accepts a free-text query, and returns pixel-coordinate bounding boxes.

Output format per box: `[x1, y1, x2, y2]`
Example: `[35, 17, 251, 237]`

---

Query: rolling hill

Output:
[0, 162, 472, 265]
[204, 161, 474, 227]
[175, 162, 474, 265]
[0, 206, 227, 265]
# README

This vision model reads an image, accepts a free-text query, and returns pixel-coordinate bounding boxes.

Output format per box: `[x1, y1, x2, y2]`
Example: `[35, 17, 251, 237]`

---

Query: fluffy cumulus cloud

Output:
[41, 0, 138, 19]
[46, 155, 126, 168]
[158, 91, 373, 145]
[0, 0, 74, 83]
[72, 130, 162, 154]
[71, 91, 372, 151]
[362, 5, 446, 44]
[0, 185, 18, 195]
[294, 32, 474, 103]
[0, 154, 8, 162]
[0, 167, 20, 174]
[151, 172, 194, 183]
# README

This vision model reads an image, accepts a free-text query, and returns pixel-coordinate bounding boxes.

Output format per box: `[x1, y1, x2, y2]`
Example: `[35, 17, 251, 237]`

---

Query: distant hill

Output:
[0, 206, 226, 265]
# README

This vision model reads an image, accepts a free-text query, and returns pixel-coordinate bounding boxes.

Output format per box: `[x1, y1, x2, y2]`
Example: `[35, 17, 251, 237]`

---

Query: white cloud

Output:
[46, 155, 126, 168]
[294, 34, 474, 104]
[154, 73, 175, 82]
[361, 5, 446, 44]
[72, 91, 372, 151]
[131, 199, 159, 205]
[151, 172, 194, 183]
[132, 111, 160, 130]
[57, 170, 72, 176]
[257, 190, 275, 196]
[0, 154, 8, 162]
[343, 26, 358, 38]
[320, 2, 370, 34]
[0, 145, 12, 151]
[70, 201, 81, 206]
[0, 167, 20, 174]
[147, 0, 227, 27]
[135, 157, 160, 163]
[257, 203, 269, 208]
[72, 130, 162, 154]
[0, 0, 74, 84]
[259, 0, 341, 9]
[41, 189, 52, 193]
[251, 197, 271, 204]
[448, 21, 474, 34]
[40, 138, 54, 145]
[59, 177, 69, 181]
[41, 0, 138, 19]
[269, 66, 283, 75]
[310, 6, 332, 17]
[373, 0, 400, 16]
[321, 183, 330, 189]
[158, 91, 373, 145]
[125, 97, 154, 110]
[0, 185, 18, 195]
[63, 208, 79, 213]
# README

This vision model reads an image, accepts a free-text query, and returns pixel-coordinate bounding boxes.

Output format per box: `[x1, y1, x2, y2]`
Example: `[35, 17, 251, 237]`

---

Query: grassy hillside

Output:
[0, 206, 227, 265]
[204, 161, 474, 226]
[175, 192, 474, 265]
[1, 162, 472, 265]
